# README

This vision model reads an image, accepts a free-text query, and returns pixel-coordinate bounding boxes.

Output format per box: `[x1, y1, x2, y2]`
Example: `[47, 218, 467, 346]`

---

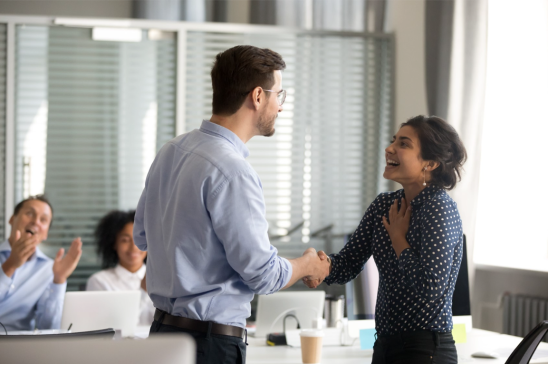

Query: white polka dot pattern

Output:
[324, 185, 463, 335]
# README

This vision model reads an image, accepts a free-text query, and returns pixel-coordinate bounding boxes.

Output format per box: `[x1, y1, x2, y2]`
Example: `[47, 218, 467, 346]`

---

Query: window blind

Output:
[185, 31, 392, 259]
[0, 24, 5, 240]
[14, 25, 176, 290]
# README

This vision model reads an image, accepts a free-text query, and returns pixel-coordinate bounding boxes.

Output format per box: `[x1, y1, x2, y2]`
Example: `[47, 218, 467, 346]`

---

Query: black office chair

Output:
[506, 320, 548, 364]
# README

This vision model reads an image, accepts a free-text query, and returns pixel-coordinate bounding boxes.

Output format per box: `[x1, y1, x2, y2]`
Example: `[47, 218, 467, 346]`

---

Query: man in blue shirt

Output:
[0, 195, 82, 331]
[135, 45, 330, 363]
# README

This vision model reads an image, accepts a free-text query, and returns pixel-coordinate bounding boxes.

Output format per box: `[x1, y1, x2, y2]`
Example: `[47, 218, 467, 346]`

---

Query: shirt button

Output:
[10, 284, 15, 289]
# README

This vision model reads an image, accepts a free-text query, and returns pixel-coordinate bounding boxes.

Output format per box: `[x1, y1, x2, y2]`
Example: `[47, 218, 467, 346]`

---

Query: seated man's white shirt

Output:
[0, 240, 66, 330]
[86, 264, 154, 326]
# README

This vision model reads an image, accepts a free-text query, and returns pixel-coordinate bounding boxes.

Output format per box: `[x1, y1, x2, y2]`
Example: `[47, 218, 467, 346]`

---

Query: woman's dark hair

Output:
[95, 210, 136, 269]
[211, 45, 286, 116]
[401, 115, 467, 190]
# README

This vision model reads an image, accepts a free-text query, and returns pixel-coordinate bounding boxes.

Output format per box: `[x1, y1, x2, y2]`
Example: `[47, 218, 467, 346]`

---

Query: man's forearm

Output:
[282, 255, 312, 289]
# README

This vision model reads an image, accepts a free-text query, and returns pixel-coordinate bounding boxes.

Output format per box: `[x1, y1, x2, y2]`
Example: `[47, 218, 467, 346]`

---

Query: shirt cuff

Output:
[48, 281, 67, 298]
[279, 257, 293, 289]
[323, 254, 337, 285]
[397, 247, 416, 272]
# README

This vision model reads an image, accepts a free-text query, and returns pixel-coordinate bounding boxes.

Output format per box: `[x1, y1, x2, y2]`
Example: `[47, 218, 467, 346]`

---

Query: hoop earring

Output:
[423, 167, 427, 186]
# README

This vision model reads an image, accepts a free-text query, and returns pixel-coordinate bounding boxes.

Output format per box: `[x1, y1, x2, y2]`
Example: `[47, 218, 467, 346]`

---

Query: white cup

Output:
[300, 329, 324, 364]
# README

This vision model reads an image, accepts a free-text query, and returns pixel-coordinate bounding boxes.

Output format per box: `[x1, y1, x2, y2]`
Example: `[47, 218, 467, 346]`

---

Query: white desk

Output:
[246, 329, 548, 364]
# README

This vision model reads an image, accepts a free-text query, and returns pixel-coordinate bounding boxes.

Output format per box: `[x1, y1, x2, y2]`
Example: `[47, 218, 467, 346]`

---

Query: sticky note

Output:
[359, 328, 376, 349]
[452, 323, 467, 344]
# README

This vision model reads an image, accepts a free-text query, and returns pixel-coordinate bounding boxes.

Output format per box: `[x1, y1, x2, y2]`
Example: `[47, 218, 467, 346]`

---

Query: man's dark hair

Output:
[13, 195, 54, 226]
[401, 115, 467, 190]
[95, 210, 136, 269]
[211, 45, 286, 116]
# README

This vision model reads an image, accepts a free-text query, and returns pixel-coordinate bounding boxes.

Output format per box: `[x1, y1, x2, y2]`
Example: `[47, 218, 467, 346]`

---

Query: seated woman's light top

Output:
[309, 115, 467, 364]
[86, 210, 154, 326]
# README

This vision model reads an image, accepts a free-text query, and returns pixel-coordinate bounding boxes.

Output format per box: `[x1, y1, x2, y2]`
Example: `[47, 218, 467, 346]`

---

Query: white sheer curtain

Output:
[445, 0, 487, 289]
[252, 0, 385, 31]
[133, 0, 207, 21]
[424, 0, 488, 294]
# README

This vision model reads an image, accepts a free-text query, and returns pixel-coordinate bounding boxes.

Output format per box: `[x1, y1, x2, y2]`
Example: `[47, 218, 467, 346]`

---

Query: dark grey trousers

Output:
[149, 320, 247, 364]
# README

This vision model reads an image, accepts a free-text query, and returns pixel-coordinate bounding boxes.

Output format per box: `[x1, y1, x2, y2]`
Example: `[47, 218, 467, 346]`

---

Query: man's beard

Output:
[257, 110, 277, 137]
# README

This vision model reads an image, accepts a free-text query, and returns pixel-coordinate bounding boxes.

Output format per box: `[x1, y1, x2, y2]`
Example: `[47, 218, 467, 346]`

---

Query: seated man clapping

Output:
[0, 195, 82, 331]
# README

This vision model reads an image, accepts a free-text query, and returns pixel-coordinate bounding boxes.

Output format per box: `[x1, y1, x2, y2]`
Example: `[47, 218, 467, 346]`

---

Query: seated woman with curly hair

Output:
[86, 210, 154, 326]
[305, 115, 467, 364]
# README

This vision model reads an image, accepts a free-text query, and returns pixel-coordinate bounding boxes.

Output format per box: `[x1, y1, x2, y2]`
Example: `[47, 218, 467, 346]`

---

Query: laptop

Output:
[61, 291, 141, 337]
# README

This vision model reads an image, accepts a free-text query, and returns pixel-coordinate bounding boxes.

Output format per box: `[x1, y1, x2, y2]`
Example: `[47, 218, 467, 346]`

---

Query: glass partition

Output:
[14, 25, 176, 289]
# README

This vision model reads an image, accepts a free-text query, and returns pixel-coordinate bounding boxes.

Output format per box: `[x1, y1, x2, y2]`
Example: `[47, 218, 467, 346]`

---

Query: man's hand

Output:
[302, 250, 331, 289]
[282, 247, 330, 290]
[1, 230, 40, 278]
[52, 237, 83, 284]
[302, 248, 330, 282]
[382, 198, 412, 258]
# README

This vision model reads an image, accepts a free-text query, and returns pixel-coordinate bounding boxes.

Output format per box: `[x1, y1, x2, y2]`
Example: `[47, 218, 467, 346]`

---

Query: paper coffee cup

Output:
[300, 329, 324, 364]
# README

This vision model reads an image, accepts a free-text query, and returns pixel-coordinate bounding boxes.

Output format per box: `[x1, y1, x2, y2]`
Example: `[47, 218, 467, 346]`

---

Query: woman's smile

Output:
[385, 158, 400, 170]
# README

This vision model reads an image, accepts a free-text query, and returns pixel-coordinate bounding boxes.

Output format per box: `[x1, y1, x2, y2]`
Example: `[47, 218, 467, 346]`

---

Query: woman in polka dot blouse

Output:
[305, 115, 467, 364]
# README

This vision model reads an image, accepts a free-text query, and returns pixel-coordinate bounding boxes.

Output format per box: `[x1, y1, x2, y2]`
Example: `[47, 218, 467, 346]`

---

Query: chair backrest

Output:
[0, 333, 196, 363]
[506, 320, 548, 364]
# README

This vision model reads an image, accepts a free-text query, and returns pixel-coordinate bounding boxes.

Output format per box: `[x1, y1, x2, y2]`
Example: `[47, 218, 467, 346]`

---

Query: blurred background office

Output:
[0, 0, 546, 341]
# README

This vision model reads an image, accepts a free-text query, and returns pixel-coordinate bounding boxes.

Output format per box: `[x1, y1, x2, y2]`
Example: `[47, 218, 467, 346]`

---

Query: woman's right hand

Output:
[302, 251, 330, 288]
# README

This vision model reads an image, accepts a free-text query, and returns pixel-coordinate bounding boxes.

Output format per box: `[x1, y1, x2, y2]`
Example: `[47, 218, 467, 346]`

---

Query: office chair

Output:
[506, 320, 548, 364]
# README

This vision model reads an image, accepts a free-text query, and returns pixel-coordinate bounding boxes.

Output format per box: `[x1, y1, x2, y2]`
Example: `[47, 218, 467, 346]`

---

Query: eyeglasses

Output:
[244, 88, 287, 106]
[263, 89, 287, 106]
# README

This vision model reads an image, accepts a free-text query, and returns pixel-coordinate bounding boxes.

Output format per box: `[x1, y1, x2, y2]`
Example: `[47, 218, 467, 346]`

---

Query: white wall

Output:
[384, 0, 428, 131]
[0, 0, 132, 18]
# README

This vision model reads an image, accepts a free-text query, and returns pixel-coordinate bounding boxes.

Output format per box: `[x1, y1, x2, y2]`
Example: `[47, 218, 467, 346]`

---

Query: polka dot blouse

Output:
[324, 185, 463, 335]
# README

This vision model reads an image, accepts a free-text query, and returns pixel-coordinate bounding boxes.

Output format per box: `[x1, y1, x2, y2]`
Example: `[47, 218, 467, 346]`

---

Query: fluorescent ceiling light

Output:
[92, 27, 142, 42]
[55, 18, 133, 28]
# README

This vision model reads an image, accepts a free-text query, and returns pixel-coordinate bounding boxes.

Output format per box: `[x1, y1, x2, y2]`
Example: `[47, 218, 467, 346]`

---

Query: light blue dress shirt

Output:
[0, 240, 66, 331]
[134, 120, 292, 328]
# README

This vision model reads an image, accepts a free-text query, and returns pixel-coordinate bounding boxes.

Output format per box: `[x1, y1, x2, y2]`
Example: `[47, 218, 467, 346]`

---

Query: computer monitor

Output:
[0, 334, 196, 363]
[453, 235, 471, 316]
[254, 291, 325, 337]
[61, 290, 140, 337]
[452, 235, 472, 330]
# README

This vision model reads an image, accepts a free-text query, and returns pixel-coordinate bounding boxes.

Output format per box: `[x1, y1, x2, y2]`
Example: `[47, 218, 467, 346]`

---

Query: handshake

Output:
[301, 248, 331, 289]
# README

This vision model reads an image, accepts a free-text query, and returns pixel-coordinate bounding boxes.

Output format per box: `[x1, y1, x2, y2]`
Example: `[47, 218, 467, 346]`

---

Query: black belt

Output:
[154, 309, 246, 339]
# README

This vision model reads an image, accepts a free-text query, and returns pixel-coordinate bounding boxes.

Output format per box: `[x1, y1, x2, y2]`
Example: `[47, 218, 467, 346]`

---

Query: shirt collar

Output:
[0, 239, 49, 261]
[199, 120, 249, 159]
[114, 264, 146, 281]
[409, 184, 443, 207]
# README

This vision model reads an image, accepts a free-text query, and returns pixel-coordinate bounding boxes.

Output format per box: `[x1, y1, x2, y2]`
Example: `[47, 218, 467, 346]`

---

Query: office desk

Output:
[246, 329, 548, 364]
